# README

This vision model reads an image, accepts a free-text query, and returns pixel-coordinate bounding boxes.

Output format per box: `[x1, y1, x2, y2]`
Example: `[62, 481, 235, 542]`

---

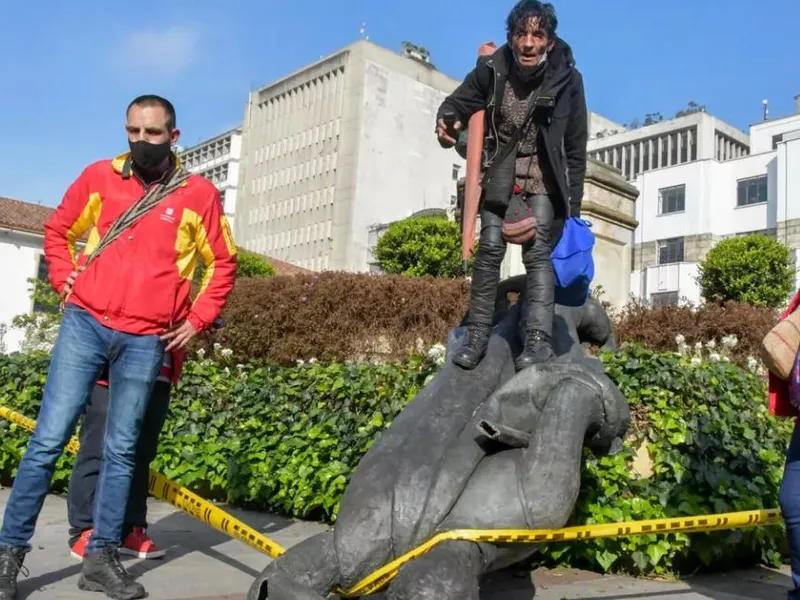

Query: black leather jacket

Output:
[437, 38, 588, 217]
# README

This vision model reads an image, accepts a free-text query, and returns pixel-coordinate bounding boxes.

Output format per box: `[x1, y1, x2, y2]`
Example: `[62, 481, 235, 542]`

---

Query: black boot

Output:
[451, 323, 492, 370]
[515, 329, 554, 371]
[78, 545, 146, 600]
[0, 547, 27, 600]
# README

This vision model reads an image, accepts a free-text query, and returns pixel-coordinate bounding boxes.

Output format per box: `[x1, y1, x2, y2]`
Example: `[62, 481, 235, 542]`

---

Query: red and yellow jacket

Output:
[43, 152, 237, 336]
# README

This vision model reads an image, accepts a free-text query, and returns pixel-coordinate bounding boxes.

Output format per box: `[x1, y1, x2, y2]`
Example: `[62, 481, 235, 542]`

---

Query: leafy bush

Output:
[373, 215, 468, 278]
[0, 342, 791, 576]
[698, 234, 794, 308]
[544, 343, 791, 575]
[217, 273, 470, 365]
[236, 248, 276, 279]
[613, 300, 777, 369]
[194, 246, 275, 287]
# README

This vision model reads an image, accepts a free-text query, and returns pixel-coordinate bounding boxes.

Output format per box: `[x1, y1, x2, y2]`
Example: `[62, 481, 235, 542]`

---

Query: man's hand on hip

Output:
[62, 266, 85, 297]
[161, 320, 198, 352]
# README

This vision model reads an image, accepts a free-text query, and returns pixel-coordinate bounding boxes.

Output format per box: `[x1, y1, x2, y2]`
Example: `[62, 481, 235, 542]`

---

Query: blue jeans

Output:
[0, 304, 164, 554]
[780, 420, 800, 598]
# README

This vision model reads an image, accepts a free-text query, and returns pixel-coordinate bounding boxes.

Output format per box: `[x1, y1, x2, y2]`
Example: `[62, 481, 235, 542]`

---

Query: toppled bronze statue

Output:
[247, 276, 631, 599]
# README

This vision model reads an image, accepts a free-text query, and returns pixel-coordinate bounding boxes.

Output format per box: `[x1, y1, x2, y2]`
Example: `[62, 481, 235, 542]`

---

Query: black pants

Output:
[468, 194, 562, 334]
[67, 380, 171, 546]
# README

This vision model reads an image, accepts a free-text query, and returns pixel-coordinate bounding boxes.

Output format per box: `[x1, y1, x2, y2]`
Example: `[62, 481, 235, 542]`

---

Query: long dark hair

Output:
[506, 0, 558, 40]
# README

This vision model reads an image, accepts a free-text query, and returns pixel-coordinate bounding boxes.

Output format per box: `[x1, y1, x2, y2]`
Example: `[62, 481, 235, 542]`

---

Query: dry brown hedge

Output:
[209, 272, 781, 366]
[612, 300, 778, 365]
[214, 272, 471, 365]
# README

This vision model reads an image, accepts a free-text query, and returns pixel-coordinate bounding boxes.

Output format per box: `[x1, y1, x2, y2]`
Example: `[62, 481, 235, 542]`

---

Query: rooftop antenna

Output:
[360, 22, 369, 41]
[762, 98, 769, 121]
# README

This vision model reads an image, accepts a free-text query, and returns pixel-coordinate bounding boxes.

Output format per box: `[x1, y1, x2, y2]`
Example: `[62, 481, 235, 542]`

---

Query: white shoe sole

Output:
[119, 547, 166, 559]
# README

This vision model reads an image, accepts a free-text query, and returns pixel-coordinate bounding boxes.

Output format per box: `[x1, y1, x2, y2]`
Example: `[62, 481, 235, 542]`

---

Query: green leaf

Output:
[596, 549, 619, 572]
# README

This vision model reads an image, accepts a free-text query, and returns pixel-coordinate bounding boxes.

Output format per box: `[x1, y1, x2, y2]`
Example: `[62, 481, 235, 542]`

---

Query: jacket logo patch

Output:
[160, 207, 176, 224]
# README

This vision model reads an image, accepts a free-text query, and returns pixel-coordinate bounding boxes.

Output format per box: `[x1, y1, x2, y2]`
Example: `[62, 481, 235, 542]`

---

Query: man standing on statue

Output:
[0, 94, 237, 600]
[436, 0, 588, 371]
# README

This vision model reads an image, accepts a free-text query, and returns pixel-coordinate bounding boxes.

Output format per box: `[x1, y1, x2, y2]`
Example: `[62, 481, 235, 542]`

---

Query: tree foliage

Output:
[697, 234, 794, 308]
[374, 216, 469, 278]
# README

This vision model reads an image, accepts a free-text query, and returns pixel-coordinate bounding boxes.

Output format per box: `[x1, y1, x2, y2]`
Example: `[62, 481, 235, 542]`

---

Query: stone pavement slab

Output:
[1, 489, 793, 599]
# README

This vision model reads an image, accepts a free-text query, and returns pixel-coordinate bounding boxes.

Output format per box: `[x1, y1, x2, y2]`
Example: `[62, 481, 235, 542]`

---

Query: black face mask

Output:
[129, 140, 172, 171]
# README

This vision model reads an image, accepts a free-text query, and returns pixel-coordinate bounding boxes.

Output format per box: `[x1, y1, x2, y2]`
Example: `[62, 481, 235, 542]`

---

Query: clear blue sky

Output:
[1, 0, 798, 207]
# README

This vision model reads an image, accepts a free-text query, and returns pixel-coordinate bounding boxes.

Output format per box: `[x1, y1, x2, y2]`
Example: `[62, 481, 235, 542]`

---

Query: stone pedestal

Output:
[576, 158, 639, 307]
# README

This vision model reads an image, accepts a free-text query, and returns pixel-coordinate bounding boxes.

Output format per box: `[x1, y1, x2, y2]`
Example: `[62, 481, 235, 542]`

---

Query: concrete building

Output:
[235, 40, 466, 273]
[630, 97, 800, 306]
[588, 109, 750, 182]
[178, 127, 242, 235]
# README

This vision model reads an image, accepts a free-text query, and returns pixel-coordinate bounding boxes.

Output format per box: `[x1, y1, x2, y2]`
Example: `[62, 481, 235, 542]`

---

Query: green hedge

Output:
[0, 343, 792, 576]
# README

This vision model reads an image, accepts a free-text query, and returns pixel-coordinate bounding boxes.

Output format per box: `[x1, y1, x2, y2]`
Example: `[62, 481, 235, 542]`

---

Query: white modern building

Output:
[588, 109, 751, 182]
[178, 127, 242, 235]
[629, 97, 800, 306]
[235, 40, 466, 272]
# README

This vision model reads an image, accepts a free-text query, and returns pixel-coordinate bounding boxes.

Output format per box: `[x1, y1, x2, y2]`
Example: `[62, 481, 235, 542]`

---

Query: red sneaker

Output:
[120, 527, 166, 559]
[70, 529, 92, 559]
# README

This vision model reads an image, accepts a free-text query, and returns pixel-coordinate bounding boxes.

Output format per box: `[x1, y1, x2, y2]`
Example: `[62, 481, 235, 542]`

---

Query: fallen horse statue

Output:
[247, 276, 631, 599]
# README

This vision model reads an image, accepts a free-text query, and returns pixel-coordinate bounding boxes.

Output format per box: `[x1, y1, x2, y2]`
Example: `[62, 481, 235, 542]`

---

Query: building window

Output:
[736, 175, 767, 207]
[658, 237, 684, 265]
[452, 164, 461, 181]
[33, 255, 59, 314]
[650, 291, 678, 308]
[773, 134, 784, 150]
[658, 184, 685, 215]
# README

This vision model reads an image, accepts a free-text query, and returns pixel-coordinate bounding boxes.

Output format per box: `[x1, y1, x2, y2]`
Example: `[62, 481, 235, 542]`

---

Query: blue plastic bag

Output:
[551, 217, 595, 302]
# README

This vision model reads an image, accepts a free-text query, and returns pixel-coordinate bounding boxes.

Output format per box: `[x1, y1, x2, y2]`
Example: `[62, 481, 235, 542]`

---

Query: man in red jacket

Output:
[0, 95, 237, 600]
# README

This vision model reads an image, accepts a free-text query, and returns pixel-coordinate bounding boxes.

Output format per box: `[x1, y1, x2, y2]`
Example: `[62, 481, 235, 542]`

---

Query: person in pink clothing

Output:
[771, 288, 800, 600]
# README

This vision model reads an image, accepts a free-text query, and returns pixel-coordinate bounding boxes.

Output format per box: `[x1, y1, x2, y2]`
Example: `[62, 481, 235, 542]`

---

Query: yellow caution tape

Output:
[0, 405, 286, 559]
[0, 404, 785, 598]
[344, 507, 783, 596]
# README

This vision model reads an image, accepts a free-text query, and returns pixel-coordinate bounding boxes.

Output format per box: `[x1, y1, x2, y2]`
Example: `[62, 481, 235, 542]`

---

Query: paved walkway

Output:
[0, 489, 793, 599]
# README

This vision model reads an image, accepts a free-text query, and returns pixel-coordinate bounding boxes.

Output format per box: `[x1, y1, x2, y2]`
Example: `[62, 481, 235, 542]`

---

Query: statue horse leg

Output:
[383, 540, 484, 600]
[246, 530, 339, 600]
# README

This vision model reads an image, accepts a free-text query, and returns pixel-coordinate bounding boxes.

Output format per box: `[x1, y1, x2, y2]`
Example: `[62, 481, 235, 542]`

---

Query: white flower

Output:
[196, 348, 206, 358]
[691, 357, 702, 366]
[722, 334, 738, 349]
[213, 342, 222, 351]
[236, 364, 245, 371]
[706, 339, 716, 349]
[296, 359, 306, 366]
[694, 341, 703, 351]
[675, 334, 686, 346]
[426, 343, 447, 366]
[220, 348, 233, 357]
[223, 366, 231, 376]
[708, 353, 721, 362]
[677, 342, 690, 356]
[309, 357, 318, 364]
[722, 356, 731, 362]
[747, 356, 758, 372]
